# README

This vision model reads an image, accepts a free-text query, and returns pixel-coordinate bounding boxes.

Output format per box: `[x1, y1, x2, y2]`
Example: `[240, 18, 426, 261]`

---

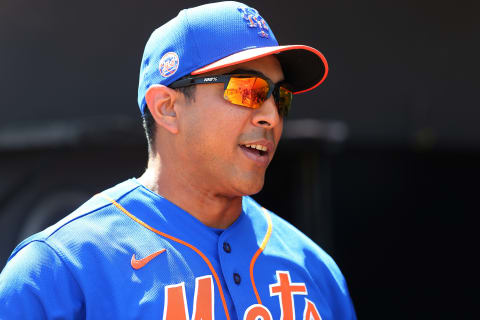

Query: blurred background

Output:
[0, 0, 478, 318]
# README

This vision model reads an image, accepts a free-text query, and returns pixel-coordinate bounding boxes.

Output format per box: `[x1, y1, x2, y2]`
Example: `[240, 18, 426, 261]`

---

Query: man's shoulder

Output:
[243, 196, 347, 287]
[241, 197, 353, 313]
[0, 179, 153, 318]
[8, 179, 141, 261]
[243, 196, 327, 254]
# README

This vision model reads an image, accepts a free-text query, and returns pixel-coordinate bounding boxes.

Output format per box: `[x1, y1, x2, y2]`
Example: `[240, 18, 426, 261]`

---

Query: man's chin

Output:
[237, 176, 265, 196]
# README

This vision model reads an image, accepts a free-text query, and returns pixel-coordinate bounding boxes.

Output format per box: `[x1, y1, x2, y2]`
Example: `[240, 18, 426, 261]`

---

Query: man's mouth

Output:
[240, 144, 268, 157]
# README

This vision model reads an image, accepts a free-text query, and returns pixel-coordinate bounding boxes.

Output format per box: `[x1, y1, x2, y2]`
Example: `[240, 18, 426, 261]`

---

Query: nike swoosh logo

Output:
[131, 249, 166, 270]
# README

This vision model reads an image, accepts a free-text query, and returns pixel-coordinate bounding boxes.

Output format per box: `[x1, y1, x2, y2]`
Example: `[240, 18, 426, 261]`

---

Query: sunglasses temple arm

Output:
[170, 75, 231, 89]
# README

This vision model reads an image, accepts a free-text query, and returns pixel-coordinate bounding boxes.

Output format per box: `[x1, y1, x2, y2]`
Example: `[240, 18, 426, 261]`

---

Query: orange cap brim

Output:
[191, 45, 328, 95]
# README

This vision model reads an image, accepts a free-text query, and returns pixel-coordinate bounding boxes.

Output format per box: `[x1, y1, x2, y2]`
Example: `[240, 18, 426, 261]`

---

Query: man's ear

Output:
[145, 85, 179, 134]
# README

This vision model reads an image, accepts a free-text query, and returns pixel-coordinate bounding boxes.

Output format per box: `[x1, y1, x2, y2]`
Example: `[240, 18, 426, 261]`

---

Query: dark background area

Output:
[0, 0, 478, 318]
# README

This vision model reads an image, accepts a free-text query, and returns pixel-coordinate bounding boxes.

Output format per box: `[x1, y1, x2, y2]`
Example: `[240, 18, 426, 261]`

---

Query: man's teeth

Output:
[245, 144, 267, 152]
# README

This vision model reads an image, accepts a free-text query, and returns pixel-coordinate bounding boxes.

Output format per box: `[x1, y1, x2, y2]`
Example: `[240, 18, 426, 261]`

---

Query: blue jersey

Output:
[0, 179, 356, 319]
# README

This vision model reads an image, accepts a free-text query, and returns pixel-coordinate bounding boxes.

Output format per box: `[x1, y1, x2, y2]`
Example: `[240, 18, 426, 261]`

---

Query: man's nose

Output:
[251, 96, 281, 129]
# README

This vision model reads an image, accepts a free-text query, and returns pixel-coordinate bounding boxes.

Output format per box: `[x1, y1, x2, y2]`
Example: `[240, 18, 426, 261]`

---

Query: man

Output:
[0, 2, 356, 319]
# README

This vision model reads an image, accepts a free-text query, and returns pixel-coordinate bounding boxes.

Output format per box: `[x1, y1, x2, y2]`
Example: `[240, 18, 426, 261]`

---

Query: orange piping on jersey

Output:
[99, 194, 231, 320]
[249, 207, 273, 305]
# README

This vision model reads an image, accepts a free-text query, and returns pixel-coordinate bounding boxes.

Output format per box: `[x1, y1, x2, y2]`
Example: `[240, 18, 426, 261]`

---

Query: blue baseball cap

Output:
[137, 1, 328, 114]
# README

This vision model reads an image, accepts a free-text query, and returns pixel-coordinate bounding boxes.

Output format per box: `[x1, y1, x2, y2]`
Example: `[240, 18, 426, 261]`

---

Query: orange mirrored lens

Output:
[224, 77, 269, 109]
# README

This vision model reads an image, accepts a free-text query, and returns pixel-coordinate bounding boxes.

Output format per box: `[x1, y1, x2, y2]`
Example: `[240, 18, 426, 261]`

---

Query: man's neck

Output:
[137, 165, 243, 229]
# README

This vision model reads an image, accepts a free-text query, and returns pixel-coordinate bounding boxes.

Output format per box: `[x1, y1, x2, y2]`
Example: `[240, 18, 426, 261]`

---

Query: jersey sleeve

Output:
[310, 251, 357, 319]
[0, 240, 84, 319]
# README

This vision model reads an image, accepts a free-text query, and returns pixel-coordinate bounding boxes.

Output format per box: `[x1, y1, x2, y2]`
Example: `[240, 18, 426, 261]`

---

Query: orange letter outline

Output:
[192, 275, 214, 320]
[303, 298, 322, 320]
[269, 270, 308, 320]
[163, 282, 189, 320]
[243, 304, 273, 320]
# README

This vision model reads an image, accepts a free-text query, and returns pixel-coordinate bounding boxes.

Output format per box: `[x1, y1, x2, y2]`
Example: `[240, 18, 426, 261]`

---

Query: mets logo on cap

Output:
[238, 6, 270, 38]
[159, 52, 179, 78]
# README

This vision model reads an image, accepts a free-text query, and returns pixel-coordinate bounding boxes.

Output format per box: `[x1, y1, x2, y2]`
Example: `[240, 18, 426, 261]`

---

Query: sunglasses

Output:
[169, 72, 293, 117]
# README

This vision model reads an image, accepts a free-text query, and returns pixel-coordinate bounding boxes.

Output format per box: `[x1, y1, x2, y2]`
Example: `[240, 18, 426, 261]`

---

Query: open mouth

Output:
[240, 144, 268, 157]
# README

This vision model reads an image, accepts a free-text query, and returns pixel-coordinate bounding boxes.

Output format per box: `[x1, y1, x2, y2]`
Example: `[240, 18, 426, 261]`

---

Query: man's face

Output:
[175, 55, 285, 197]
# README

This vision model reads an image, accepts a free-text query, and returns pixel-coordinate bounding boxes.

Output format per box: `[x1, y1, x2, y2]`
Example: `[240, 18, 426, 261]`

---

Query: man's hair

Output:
[142, 83, 196, 151]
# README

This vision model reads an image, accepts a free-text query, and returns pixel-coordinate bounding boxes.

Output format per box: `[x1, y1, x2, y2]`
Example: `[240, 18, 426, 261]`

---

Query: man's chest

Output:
[82, 240, 332, 320]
